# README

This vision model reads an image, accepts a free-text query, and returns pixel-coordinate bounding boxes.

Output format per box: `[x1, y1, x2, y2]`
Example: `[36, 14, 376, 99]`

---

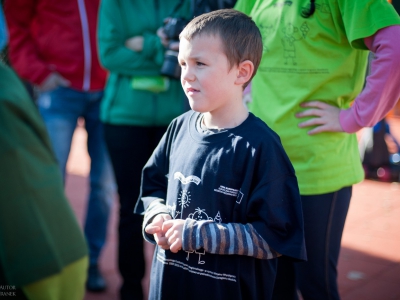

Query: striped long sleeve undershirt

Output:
[143, 199, 279, 260]
[182, 218, 280, 260]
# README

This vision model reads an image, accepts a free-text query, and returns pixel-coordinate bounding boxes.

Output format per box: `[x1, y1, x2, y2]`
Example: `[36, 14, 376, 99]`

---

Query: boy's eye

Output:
[179, 62, 186, 67]
[196, 62, 205, 66]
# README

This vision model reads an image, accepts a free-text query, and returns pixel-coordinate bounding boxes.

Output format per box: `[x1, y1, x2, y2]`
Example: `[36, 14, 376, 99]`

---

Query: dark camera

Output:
[163, 18, 188, 41]
[160, 18, 188, 80]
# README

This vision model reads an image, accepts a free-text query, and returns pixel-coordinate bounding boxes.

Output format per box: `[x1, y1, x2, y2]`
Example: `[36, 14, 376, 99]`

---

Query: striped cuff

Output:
[182, 219, 280, 259]
[182, 218, 213, 252]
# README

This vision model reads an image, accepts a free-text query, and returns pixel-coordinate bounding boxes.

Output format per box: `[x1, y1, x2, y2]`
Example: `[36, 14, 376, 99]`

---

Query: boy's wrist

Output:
[142, 199, 170, 243]
[182, 218, 213, 252]
[146, 212, 170, 226]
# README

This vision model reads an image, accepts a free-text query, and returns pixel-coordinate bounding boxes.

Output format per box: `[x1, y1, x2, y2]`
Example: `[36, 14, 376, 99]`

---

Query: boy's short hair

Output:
[180, 9, 263, 88]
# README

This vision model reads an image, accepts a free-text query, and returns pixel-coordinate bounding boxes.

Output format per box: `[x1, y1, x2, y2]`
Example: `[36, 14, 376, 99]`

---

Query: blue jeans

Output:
[37, 86, 115, 266]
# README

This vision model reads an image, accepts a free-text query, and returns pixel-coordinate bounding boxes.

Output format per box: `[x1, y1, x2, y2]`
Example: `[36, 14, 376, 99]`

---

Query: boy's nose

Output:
[182, 67, 195, 82]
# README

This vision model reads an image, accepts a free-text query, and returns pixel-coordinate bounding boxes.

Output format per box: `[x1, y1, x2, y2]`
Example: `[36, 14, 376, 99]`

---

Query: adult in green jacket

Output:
[98, 1, 190, 299]
[0, 63, 88, 299]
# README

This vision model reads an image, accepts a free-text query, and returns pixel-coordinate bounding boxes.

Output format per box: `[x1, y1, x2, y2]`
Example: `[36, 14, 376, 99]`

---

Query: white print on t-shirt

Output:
[174, 189, 192, 219]
[157, 251, 237, 282]
[214, 211, 222, 223]
[186, 248, 206, 264]
[174, 172, 201, 185]
[178, 190, 191, 209]
[184, 208, 213, 264]
[188, 207, 213, 221]
[236, 191, 244, 204]
[214, 185, 244, 204]
[167, 203, 180, 219]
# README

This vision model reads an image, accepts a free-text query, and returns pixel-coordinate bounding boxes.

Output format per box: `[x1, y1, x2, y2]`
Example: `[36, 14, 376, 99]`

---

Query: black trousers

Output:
[273, 186, 352, 300]
[104, 124, 167, 300]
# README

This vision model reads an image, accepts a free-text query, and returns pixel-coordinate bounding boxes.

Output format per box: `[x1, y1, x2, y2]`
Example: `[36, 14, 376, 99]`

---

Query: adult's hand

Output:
[296, 101, 344, 135]
[157, 27, 169, 48]
[125, 36, 144, 52]
[39, 72, 70, 92]
[157, 26, 179, 50]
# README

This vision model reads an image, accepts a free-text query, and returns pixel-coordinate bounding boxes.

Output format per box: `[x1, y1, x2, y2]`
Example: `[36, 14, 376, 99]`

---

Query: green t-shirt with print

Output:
[236, 0, 400, 195]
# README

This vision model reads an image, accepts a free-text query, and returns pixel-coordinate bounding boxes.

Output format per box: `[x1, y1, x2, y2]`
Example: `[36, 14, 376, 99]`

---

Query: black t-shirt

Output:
[137, 111, 305, 300]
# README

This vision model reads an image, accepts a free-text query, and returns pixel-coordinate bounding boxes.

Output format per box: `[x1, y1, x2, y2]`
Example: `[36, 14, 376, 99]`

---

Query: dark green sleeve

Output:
[0, 63, 88, 287]
[97, 0, 165, 74]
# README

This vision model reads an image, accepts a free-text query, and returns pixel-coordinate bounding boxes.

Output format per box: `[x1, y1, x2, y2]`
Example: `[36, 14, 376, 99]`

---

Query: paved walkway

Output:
[65, 117, 400, 300]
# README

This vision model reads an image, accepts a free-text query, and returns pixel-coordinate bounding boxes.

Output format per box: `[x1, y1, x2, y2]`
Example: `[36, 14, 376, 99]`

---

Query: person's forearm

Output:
[340, 25, 400, 133]
[182, 219, 279, 259]
[98, 0, 164, 74]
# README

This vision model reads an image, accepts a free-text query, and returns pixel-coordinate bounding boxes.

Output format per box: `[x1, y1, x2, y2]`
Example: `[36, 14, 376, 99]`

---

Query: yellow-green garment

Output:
[0, 63, 88, 299]
[235, 0, 400, 194]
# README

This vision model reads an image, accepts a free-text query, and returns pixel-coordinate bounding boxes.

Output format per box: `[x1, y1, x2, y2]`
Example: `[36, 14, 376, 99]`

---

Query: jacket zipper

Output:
[77, 0, 91, 91]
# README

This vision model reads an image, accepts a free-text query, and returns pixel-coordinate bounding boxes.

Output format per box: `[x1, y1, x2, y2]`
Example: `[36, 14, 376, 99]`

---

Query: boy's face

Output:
[178, 34, 241, 115]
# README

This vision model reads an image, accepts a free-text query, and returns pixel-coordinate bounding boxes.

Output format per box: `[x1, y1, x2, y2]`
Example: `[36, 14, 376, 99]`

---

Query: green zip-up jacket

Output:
[98, 0, 190, 126]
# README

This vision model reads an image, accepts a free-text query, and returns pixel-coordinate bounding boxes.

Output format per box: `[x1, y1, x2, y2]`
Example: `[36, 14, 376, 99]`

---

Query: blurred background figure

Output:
[4, 0, 115, 293]
[97, 1, 191, 299]
[359, 1, 400, 183]
[0, 57, 88, 299]
[0, 4, 7, 52]
[235, 0, 400, 299]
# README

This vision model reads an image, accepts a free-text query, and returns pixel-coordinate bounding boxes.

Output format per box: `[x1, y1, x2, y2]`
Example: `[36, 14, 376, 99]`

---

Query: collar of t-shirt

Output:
[196, 113, 229, 135]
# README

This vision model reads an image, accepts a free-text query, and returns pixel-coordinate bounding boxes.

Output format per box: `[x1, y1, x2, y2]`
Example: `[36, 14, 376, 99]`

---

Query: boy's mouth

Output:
[186, 87, 200, 94]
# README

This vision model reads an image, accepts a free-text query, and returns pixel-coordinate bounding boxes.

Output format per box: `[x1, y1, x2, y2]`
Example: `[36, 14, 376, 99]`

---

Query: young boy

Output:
[135, 9, 306, 300]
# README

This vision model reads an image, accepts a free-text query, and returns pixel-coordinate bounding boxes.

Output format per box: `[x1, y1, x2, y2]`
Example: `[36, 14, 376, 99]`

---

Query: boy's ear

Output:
[235, 60, 254, 86]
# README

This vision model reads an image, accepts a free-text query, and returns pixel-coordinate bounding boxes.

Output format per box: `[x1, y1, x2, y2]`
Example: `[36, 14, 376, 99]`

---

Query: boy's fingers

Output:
[162, 220, 174, 232]
[169, 239, 182, 253]
[145, 224, 161, 234]
[155, 236, 169, 247]
[162, 214, 172, 221]
[154, 232, 170, 249]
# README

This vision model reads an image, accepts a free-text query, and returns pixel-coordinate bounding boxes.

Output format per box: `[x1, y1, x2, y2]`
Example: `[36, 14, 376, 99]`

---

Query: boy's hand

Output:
[296, 101, 344, 134]
[145, 214, 171, 249]
[163, 219, 185, 253]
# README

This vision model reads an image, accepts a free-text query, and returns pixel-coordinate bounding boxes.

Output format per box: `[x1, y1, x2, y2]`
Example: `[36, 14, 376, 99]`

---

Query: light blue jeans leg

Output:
[37, 87, 80, 181]
[38, 87, 115, 267]
[82, 91, 115, 267]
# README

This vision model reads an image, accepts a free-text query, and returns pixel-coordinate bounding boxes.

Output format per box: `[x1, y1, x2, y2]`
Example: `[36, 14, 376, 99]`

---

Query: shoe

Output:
[86, 265, 106, 292]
